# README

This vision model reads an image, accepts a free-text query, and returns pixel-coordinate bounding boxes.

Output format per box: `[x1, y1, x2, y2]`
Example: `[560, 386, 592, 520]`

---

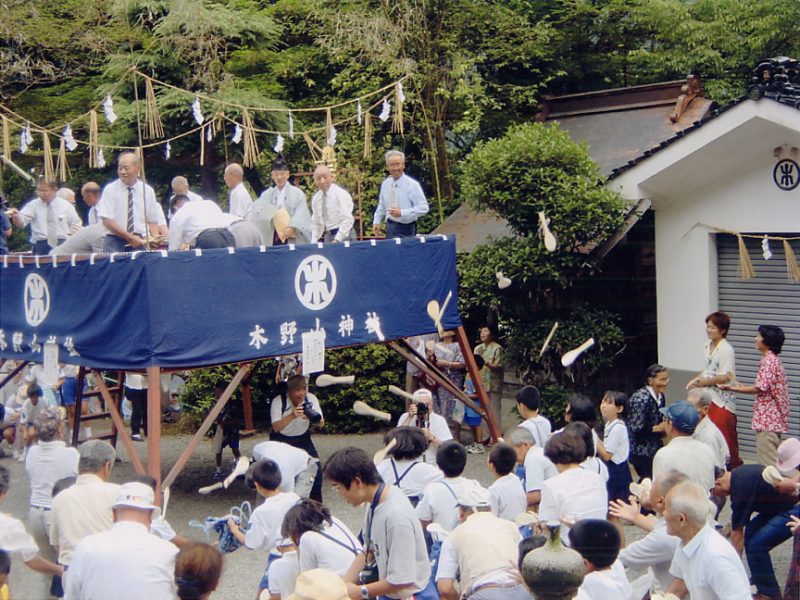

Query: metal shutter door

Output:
[717, 234, 800, 461]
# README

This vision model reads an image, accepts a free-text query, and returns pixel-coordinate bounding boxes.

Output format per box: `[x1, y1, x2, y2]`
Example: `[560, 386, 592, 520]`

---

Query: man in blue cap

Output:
[652, 400, 716, 492]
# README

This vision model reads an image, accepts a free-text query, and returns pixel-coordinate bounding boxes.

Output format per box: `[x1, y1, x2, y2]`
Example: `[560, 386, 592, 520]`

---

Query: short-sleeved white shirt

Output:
[669, 524, 751, 600]
[268, 552, 299, 597]
[270, 392, 323, 438]
[229, 182, 253, 219]
[619, 517, 679, 593]
[489, 473, 528, 521]
[96, 179, 165, 236]
[577, 560, 632, 599]
[26, 363, 63, 390]
[252, 441, 311, 494]
[538, 466, 608, 545]
[168, 199, 229, 249]
[376, 458, 443, 499]
[653, 436, 716, 492]
[245, 491, 300, 552]
[298, 517, 361, 575]
[17, 196, 81, 242]
[520, 415, 552, 448]
[396, 411, 453, 463]
[25, 440, 79, 509]
[603, 419, 630, 464]
[0, 512, 40, 562]
[416, 477, 482, 532]
[523, 445, 557, 493]
[693, 417, 729, 470]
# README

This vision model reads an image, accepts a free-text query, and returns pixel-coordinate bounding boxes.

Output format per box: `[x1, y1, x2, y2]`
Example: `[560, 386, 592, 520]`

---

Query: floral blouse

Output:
[627, 385, 665, 459]
[752, 351, 789, 433]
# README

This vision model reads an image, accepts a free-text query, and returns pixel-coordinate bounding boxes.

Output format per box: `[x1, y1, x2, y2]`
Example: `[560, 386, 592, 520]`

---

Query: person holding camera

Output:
[324, 447, 432, 600]
[270, 375, 325, 502]
[397, 389, 452, 464]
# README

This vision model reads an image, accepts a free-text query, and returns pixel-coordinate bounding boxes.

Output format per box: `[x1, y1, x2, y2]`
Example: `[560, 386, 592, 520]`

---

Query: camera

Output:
[415, 402, 429, 417]
[358, 561, 379, 584]
[303, 399, 323, 424]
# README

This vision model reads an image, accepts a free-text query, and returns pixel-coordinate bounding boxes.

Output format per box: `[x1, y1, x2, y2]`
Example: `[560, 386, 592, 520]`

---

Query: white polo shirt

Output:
[64, 520, 178, 600]
[653, 436, 716, 492]
[25, 440, 79, 509]
[489, 473, 528, 521]
[669, 523, 751, 600]
[520, 415, 552, 448]
[538, 466, 608, 545]
[298, 516, 361, 575]
[252, 441, 311, 494]
[245, 491, 300, 552]
[416, 477, 482, 532]
[577, 560, 632, 599]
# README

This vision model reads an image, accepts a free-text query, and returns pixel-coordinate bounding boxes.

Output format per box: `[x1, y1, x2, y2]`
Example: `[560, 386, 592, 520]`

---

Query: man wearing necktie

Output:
[371, 150, 429, 239]
[9, 177, 81, 255]
[309, 164, 355, 243]
[95, 152, 167, 252]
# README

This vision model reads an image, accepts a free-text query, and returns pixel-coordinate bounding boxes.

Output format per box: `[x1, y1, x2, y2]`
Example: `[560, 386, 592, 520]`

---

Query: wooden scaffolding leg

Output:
[455, 326, 500, 441]
[0, 361, 28, 393]
[241, 368, 254, 431]
[161, 364, 252, 489]
[146, 366, 162, 486]
[70, 366, 87, 447]
[92, 370, 145, 474]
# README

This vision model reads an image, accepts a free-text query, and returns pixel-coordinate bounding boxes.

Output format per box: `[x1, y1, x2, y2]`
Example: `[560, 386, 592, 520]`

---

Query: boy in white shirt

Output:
[487, 442, 528, 521]
[516, 385, 551, 448]
[417, 441, 481, 532]
[228, 459, 300, 597]
[569, 519, 632, 600]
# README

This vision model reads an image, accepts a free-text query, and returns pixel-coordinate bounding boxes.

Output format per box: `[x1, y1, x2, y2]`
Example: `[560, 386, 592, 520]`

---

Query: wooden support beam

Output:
[70, 366, 87, 447]
[241, 369, 254, 431]
[146, 367, 162, 485]
[92, 370, 145, 474]
[0, 360, 28, 392]
[161, 364, 252, 489]
[388, 338, 500, 442]
[454, 326, 500, 442]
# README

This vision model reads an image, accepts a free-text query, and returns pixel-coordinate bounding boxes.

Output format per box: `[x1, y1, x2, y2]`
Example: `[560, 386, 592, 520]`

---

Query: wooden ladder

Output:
[69, 367, 125, 447]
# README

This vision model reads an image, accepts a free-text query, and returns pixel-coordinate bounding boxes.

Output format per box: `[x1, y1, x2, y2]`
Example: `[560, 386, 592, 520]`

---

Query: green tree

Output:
[458, 122, 627, 417]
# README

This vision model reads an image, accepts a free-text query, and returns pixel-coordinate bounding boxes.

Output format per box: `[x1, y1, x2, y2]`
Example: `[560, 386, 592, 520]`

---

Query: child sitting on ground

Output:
[18, 384, 45, 463]
[228, 459, 300, 598]
[568, 519, 632, 599]
[487, 442, 528, 522]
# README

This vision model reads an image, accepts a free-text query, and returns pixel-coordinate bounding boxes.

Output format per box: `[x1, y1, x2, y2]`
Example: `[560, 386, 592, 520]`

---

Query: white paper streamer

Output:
[762, 236, 772, 260]
[24, 124, 33, 145]
[398, 82, 406, 103]
[357, 100, 362, 125]
[326, 125, 337, 147]
[231, 123, 243, 144]
[19, 126, 29, 154]
[165, 141, 171, 160]
[206, 125, 213, 142]
[62, 125, 78, 151]
[97, 148, 106, 168]
[103, 94, 117, 124]
[288, 112, 294, 139]
[378, 98, 391, 122]
[274, 133, 284, 153]
[191, 96, 204, 125]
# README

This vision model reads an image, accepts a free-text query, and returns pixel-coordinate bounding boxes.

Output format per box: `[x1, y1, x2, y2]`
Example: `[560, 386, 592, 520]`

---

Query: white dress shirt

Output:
[87, 205, 100, 225]
[64, 520, 179, 600]
[538, 466, 608, 545]
[96, 179, 165, 236]
[25, 440, 79, 508]
[309, 183, 354, 242]
[653, 436, 716, 492]
[693, 416, 729, 469]
[229, 182, 253, 219]
[17, 196, 81, 242]
[619, 517, 679, 593]
[669, 523, 751, 600]
[168, 199, 229, 250]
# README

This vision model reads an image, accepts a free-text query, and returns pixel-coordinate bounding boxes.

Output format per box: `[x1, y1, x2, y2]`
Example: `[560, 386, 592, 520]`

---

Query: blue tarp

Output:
[0, 236, 461, 369]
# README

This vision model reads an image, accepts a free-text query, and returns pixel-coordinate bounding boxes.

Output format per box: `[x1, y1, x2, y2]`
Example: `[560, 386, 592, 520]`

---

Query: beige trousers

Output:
[756, 430, 781, 467]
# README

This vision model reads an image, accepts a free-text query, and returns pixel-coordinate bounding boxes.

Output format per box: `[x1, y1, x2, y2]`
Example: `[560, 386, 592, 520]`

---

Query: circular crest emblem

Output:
[773, 159, 800, 191]
[294, 255, 337, 311]
[24, 273, 50, 326]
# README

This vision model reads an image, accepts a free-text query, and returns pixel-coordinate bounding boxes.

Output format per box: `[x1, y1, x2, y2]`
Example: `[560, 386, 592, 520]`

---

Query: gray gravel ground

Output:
[4, 415, 794, 599]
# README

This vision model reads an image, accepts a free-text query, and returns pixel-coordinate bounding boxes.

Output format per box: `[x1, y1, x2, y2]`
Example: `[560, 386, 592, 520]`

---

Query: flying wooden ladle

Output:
[538, 211, 557, 252]
[561, 337, 595, 367]
[426, 290, 453, 337]
[538, 321, 559, 360]
[353, 400, 391, 422]
[373, 437, 398, 464]
[387, 385, 415, 401]
[315, 374, 355, 387]
[496, 271, 512, 289]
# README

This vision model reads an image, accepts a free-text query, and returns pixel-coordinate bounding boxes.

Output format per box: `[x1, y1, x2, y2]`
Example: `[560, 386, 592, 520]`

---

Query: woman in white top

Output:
[685, 311, 740, 467]
[539, 429, 608, 546]
[281, 499, 361, 576]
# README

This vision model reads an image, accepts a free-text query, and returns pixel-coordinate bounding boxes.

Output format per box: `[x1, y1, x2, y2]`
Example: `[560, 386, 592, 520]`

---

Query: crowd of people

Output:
[1, 148, 431, 257]
[0, 307, 795, 600]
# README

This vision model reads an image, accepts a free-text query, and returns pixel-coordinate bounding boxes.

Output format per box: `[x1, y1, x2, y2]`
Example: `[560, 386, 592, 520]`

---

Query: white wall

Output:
[653, 147, 799, 371]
